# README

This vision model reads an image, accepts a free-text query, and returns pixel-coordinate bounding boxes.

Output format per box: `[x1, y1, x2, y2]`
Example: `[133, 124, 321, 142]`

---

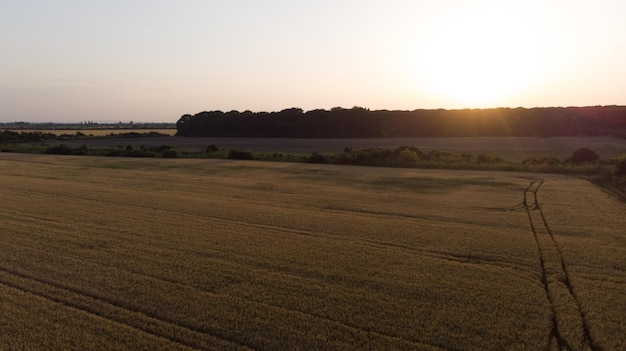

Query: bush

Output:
[569, 148, 600, 164]
[399, 149, 419, 163]
[476, 154, 489, 163]
[614, 154, 626, 177]
[106, 148, 125, 157]
[105, 147, 155, 157]
[206, 144, 219, 153]
[307, 153, 328, 164]
[162, 148, 180, 158]
[73, 145, 90, 155]
[476, 154, 503, 164]
[45, 145, 74, 155]
[228, 149, 254, 160]
[123, 150, 156, 157]
[425, 149, 442, 161]
[355, 148, 394, 164]
[150, 145, 176, 153]
[395, 146, 424, 159]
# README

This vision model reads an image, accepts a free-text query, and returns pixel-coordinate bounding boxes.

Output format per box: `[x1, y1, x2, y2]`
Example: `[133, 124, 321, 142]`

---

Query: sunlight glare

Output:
[419, 8, 543, 107]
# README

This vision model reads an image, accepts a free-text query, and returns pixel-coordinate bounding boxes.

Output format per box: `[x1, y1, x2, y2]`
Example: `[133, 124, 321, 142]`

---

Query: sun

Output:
[418, 8, 543, 107]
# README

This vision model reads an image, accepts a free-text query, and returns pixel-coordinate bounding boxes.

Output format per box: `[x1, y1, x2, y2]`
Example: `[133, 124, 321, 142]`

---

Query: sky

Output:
[1, 0, 625, 123]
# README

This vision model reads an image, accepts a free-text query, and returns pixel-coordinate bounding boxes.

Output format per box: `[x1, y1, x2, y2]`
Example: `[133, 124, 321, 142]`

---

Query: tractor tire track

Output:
[522, 180, 597, 351]
[0, 266, 253, 351]
[0, 240, 438, 350]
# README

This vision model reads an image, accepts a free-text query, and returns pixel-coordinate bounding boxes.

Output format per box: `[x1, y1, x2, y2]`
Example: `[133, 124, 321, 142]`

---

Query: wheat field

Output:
[10, 129, 177, 136]
[0, 154, 624, 350]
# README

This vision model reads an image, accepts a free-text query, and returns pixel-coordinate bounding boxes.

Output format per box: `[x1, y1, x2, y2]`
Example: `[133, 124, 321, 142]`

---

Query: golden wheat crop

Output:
[0, 154, 623, 350]
[7, 128, 177, 136]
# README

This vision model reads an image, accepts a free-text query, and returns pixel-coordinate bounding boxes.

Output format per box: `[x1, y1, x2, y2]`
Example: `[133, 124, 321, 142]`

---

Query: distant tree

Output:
[278, 107, 304, 116]
[174, 107, 626, 138]
[569, 148, 600, 163]
[175, 114, 193, 131]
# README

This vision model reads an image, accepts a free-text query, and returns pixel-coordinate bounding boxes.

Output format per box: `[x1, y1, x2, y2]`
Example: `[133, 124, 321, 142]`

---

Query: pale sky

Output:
[1, 0, 625, 122]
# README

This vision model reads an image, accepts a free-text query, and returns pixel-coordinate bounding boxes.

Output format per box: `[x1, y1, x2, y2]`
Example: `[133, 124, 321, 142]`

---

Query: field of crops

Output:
[11, 129, 177, 136]
[0, 154, 624, 350]
[57, 136, 626, 159]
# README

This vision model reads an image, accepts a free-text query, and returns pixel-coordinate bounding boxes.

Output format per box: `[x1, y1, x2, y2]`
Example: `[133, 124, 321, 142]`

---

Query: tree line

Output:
[175, 106, 626, 138]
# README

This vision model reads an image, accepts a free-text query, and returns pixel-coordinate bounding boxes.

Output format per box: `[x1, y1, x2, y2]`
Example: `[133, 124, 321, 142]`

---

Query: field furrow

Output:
[0, 237, 441, 349]
[0, 268, 247, 350]
[1, 154, 623, 350]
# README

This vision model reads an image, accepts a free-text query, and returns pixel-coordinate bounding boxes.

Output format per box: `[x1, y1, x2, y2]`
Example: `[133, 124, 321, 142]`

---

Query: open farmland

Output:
[58, 136, 626, 159]
[8, 129, 177, 136]
[0, 154, 624, 350]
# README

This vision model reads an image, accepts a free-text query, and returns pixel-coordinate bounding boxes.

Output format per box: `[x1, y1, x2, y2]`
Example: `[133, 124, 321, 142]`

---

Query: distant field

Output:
[0, 154, 624, 350]
[56, 135, 626, 159]
[5, 128, 177, 136]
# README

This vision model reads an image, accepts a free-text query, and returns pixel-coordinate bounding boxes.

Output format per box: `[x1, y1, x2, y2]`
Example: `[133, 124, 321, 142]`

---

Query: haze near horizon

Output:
[1, 1, 625, 123]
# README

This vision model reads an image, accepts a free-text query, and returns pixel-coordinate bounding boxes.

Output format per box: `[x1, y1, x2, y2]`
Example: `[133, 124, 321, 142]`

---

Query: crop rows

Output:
[0, 154, 624, 350]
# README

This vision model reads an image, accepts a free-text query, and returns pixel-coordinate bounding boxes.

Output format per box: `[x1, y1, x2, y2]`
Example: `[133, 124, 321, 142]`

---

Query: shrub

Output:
[106, 148, 124, 156]
[162, 148, 180, 158]
[228, 149, 254, 160]
[355, 148, 394, 164]
[614, 154, 626, 178]
[395, 146, 424, 159]
[425, 149, 442, 161]
[105, 147, 155, 157]
[150, 145, 176, 153]
[335, 152, 357, 165]
[476, 154, 489, 163]
[206, 144, 219, 153]
[123, 150, 156, 157]
[399, 149, 419, 163]
[307, 153, 329, 164]
[569, 148, 600, 164]
[45, 145, 74, 155]
[522, 157, 561, 166]
[118, 132, 143, 138]
[73, 145, 90, 155]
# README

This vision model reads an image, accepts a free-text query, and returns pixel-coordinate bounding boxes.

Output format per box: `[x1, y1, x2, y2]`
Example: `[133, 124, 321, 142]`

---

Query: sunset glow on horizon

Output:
[1, 1, 625, 122]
